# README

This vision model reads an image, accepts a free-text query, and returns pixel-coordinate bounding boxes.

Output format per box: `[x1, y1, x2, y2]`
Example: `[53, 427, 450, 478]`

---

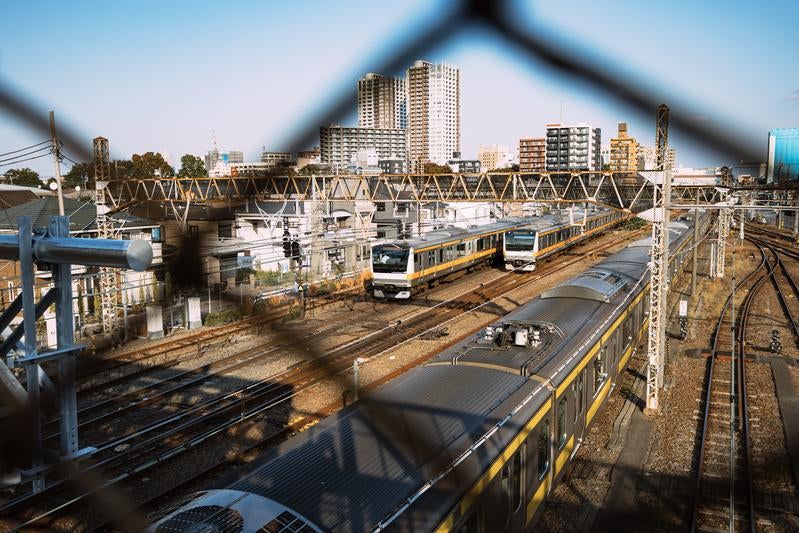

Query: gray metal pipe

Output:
[0, 235, 153, 271]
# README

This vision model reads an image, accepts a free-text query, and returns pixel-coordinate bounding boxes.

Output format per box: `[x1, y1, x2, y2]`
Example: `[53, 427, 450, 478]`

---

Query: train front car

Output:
[371, 242, 413, 299]
[504, 226, 538, 271]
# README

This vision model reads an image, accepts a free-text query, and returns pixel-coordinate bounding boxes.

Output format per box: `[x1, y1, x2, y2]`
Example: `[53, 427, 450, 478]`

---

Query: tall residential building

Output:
[767, 128, 799, 182]
[478, 144, 514, 171]
[545, 123, 602, 171]
[407, 60, 460, 170]
[518, 138, 546, 172]
[204, 150, 244, 174]
[319, 125, 406, 170]
[609, 123, 639, 173]
[357, 73, 407, 130]
[637, 145, 676, 171]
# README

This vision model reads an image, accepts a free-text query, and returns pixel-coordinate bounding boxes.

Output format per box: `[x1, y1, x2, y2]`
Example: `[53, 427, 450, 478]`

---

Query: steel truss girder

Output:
[101, 172, 723, 214]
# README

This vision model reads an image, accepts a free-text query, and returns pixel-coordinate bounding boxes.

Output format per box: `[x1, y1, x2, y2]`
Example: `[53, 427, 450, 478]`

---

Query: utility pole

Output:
[93, 137, 119, 335]
[646, 103, 670, 413]
[691, 193, 699, 296]
[49, 111, 65, 216]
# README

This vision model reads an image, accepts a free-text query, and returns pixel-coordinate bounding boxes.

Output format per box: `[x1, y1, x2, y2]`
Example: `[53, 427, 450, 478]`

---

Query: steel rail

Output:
[690, 243, 765, 532]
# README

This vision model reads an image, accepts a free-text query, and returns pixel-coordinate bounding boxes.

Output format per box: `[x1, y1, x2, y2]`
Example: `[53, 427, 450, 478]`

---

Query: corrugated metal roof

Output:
[231, 365, 530, 532]
[0, 196, 156, 232]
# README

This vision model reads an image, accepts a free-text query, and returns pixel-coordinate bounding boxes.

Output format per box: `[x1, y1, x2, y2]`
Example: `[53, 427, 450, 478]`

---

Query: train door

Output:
[523, 415, 551, 528]
[572, 370, 586, 443]
[498, 443, 526, 531]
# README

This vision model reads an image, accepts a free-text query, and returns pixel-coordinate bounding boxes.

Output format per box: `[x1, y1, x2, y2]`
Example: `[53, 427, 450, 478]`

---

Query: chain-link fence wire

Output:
[0, 0, 775, 529]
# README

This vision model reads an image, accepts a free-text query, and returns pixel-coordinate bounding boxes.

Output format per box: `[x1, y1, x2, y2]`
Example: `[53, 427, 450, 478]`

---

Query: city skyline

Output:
[1, 0, 798, 177]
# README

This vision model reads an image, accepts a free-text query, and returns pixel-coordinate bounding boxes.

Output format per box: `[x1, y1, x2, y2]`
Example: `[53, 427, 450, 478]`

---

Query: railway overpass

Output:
[101, 171, 739, 215]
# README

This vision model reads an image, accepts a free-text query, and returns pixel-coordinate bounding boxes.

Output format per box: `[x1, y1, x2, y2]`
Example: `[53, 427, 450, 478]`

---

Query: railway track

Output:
[691, 242, 763, 533]
[5, 228, 646, 530]
[73, 284, 364, 391]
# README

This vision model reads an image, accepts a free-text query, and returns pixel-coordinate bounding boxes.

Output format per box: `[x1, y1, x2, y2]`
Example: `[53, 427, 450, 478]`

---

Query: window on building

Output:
[218, 224, 232, 239]
[151, 226, 164, 243]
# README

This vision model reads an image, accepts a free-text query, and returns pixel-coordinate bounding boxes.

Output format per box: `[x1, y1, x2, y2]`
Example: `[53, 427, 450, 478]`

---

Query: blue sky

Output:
[1, 0, 797, 176]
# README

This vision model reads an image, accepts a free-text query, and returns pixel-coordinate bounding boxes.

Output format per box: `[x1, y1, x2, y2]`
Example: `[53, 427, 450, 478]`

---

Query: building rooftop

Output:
[0, 196, 157, 233]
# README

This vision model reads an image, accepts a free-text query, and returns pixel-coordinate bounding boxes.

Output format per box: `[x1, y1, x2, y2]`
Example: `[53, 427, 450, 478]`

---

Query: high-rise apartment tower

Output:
[407, 60, 460, 170]
[357, 73, 407, 130]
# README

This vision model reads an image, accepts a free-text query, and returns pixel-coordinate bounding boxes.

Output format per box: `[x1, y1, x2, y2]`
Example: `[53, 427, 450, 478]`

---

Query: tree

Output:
[63, 162, 94, 189]
[423, 162, 452, 174]
[131, 152, 175, 178]
[298, 163, 331, 176]
[178, 154, 207, 177]
[4, 168, 42, 187]
[111, 159, 133, 180]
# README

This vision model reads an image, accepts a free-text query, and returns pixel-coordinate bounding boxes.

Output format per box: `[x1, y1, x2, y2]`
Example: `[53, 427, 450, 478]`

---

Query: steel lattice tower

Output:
[645, 104, 671, 411]
[93, 137, 119, 333]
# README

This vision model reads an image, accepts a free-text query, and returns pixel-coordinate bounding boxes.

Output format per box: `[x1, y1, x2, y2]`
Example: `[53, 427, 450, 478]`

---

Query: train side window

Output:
[537, 420, 550, 479]
[457, 242, 466, 254]
[594, 346, 607, 395]
[622, 316, 632, 350]
[577, 374, 584, 416]
[439, 249, 444, 262]
[556, 396, 567, 449]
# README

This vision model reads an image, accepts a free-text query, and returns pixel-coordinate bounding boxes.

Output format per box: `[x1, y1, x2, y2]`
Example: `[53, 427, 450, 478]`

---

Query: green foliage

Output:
[111, 159, 134, 179]
[489, 165, 519, 173]
[298, 164, 331, 176]
[178, 154, 207, 177]
[268, 164, 296, 177]
[77, 284, 85, 317]
[4, 167, 41, 187]
[255, 270, 286, 286]
[63, 162, 94, 189]
[131, 152, 175, 179]
[423, 162, 452, 174]
[204, 307, 242, 326]
[621, 217, 647, 230]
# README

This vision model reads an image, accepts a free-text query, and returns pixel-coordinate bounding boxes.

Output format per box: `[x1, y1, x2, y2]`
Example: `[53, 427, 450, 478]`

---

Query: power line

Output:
[0, 140, 50, 158]
[0, 152, 52, 168]
[0, 144, 51, 164]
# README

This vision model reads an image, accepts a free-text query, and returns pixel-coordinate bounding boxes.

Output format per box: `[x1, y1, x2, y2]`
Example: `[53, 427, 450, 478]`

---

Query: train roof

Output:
[224, 364, 549, 531]
[427, 219, 695, 379]
[374, 206, 617, 250]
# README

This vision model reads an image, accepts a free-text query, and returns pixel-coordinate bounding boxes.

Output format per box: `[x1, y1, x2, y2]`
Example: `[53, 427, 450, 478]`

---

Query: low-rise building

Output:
[448, 151, 481, 173]
[478, 144, 514, 171]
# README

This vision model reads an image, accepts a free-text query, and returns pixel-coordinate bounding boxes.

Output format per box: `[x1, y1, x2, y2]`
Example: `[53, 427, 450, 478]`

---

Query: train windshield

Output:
[372, 245, 410, 273]
[505, 230, 537, 251]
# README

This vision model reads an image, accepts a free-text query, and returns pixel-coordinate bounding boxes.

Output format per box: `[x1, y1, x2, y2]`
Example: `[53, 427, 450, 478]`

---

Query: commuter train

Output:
[151, 213, 707, 533]
[503, 208, 626, 271]
[371, 207, 624, 300]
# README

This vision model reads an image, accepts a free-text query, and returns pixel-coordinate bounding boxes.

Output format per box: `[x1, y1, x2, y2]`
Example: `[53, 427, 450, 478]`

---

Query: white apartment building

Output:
[407, 60, 461, 169]
[358, 73, 407, 130]
[545, 123, 602, 171]
[319, 125, 406, 171]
